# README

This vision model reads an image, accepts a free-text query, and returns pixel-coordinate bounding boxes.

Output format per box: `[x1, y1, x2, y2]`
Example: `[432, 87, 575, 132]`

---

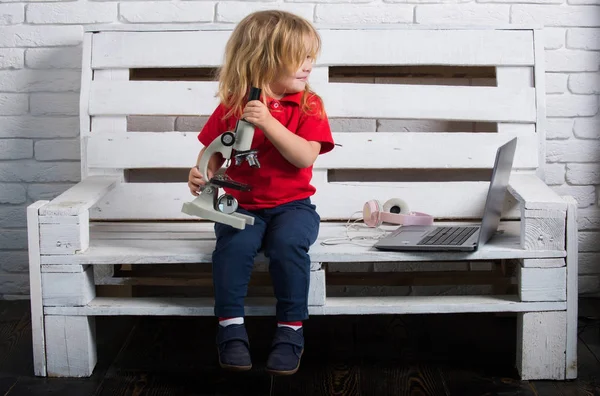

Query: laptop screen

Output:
[477, 138, 517, 246]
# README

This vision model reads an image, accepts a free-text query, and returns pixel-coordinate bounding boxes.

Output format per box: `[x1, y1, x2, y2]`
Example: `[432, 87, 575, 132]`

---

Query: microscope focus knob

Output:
[221, 132, 235, 147]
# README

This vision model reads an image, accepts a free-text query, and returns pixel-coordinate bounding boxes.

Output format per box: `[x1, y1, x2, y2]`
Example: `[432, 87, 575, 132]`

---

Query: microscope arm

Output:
[197, 133, 234, 183]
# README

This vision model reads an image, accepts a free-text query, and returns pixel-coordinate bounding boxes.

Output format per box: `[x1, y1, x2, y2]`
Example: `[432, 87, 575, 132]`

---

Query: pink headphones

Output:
[363, 198, 434, 228]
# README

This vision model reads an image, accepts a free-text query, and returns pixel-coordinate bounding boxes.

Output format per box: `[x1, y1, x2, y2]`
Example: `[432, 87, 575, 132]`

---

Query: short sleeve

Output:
[197, 104, 228, 147]
[296, 95, 335, 155]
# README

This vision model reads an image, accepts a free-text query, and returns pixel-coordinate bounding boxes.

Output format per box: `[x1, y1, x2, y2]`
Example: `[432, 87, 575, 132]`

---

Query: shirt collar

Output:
[268, 91, 303, 105]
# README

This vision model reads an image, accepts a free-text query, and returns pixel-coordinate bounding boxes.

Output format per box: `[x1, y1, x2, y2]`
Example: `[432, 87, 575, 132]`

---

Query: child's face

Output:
[269, 56, 313, 99]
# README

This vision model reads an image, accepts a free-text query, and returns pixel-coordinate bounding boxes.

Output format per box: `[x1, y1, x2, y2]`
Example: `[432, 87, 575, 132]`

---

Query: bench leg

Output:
[516, 311, 567, 380]
[308, 268, 326, 306]
[45, 315, 97, 377]
[27, 201, 49, 376]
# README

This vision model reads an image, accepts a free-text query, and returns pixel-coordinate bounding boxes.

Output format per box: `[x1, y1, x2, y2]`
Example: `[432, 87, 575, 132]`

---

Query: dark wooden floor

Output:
[1, 299, 599, 396]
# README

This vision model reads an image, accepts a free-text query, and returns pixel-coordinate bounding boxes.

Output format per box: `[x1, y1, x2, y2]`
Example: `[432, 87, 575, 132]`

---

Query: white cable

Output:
[319, 210, 393, 247]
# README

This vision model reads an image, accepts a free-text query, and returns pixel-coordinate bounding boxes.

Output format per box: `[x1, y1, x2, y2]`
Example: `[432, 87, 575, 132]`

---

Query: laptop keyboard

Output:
[417, 227, 478, 246]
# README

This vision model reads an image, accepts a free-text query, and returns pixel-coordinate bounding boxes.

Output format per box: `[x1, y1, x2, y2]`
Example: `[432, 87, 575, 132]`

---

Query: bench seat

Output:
[39, 221, 565, 266]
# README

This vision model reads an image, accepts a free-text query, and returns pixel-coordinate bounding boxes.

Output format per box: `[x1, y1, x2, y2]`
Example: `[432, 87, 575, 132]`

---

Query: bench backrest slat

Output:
[87, 132, 539, 170]
[90, 180, 520, 220]
[91, 28, 534, 68]
[83, 26, 543, 222]
[89, 81, 536, 122]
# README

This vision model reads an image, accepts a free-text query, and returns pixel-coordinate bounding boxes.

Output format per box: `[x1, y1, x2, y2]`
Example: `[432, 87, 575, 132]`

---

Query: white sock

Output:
[219, 317, 244, 327]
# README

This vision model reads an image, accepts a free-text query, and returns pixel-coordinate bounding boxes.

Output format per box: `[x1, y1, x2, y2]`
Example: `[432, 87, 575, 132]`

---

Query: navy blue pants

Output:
[212, 198, 320, 322]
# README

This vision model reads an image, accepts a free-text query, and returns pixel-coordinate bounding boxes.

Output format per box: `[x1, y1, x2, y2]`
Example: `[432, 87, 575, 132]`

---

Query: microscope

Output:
[181, 87, 262, 230]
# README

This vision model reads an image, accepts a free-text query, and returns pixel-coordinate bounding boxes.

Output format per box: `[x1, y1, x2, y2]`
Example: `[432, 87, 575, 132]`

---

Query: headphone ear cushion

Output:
[383, 198, 410, 215]
[363, 200, 382, 227]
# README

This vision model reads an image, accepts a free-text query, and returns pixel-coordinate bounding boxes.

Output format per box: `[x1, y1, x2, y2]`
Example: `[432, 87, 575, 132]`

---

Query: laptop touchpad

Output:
[396, 231, 427, 240]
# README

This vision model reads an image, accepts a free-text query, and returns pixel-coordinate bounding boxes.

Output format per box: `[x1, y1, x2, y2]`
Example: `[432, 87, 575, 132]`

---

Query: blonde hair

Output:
[217, 10, 323, 119]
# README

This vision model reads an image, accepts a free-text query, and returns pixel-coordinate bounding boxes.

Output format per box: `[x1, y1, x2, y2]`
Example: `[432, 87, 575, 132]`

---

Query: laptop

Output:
[373, 137, 517, 252]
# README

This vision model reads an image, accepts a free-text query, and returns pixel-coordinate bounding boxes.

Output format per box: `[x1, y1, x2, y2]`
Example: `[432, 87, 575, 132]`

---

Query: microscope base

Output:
[181, 195, 255, 230]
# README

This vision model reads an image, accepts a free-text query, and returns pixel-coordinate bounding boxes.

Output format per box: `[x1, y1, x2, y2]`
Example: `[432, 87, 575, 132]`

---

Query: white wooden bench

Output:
[27, 24, 578, 381]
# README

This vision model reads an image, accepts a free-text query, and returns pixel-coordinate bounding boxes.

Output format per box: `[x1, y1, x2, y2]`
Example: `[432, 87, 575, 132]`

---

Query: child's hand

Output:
[188, 166, 213, 196]
[242, 100, 274, 130]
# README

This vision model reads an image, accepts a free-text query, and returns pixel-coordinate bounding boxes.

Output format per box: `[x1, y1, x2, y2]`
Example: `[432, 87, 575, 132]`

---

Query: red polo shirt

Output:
[197, 91, 335, 210]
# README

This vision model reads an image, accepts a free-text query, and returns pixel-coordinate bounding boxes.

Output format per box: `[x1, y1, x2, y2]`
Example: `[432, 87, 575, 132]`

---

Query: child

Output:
[187, 10, 335, 376]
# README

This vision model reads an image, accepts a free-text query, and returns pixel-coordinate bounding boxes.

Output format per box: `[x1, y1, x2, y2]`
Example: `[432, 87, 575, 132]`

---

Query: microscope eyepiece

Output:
[248, 87, 261, 101]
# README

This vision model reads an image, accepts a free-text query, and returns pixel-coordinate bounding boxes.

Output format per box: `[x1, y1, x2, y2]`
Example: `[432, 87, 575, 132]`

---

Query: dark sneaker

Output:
[265, 327, 304, 376]
[216, 324, 252, 371]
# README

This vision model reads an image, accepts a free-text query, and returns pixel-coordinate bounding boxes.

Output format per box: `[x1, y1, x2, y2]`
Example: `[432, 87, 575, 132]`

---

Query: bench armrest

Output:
[508, 174, 568, 251]
[39, 176, 119, 216]
[508, 174, 567, 212]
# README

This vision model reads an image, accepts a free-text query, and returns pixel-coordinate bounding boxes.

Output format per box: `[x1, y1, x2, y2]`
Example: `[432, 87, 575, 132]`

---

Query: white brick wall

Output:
[0, 0, 599, 299]
[120, 2, 214, 23]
